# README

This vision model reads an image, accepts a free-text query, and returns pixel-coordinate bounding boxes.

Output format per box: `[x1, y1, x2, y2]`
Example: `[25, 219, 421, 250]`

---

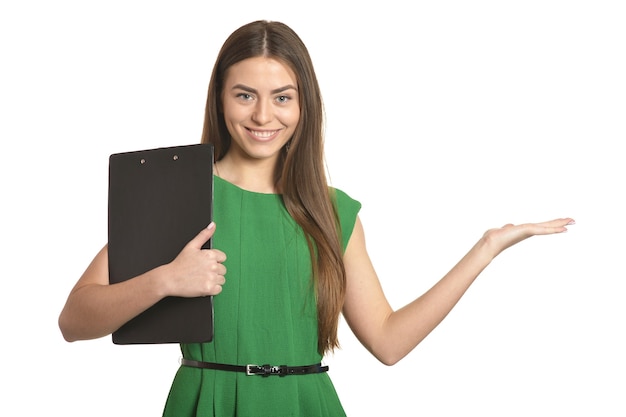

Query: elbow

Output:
[369, 344, 408, 367]
[58, 312, 78, 343]
[360, 327, 416, 366]
[375, 352, 404, 367]
[58, 317, 72, 342]
[61, 334, 77, 343]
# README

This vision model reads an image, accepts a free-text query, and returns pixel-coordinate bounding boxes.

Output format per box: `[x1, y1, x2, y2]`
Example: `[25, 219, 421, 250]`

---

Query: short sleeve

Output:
[330, 187, 362, 252]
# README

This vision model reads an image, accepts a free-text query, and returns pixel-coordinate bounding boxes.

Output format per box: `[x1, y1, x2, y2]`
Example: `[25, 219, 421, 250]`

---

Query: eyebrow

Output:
[231, 83, 298, 95]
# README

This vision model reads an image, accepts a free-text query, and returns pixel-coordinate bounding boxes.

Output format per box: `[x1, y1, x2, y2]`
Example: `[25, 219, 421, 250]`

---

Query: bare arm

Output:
[342, 216, 574, 365]
[58, 223, 227, 342]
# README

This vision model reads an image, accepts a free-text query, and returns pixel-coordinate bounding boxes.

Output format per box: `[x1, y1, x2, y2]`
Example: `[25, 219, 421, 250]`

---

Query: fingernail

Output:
[567, 220, 576, 225]
[207, 222, 215, 230]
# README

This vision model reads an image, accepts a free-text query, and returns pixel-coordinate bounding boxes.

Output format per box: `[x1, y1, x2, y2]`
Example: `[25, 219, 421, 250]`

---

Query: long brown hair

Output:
[201, 20, 345, 354]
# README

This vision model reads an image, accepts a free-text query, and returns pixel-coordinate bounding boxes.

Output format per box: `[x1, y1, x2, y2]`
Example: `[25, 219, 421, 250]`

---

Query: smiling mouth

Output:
[248, 129, 280, 139]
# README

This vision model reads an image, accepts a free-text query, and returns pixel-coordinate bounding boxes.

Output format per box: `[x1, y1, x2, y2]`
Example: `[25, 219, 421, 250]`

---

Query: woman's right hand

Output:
[164, 222, 227, 297]
[59, 222, 227, 341]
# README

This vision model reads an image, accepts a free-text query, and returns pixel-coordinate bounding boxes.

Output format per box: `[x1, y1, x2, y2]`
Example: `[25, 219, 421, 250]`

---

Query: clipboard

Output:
[108, 143, 214, 344]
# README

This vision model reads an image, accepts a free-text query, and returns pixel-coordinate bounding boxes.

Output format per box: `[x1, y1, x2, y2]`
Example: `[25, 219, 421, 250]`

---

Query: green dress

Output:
[162, 175, 361, 417]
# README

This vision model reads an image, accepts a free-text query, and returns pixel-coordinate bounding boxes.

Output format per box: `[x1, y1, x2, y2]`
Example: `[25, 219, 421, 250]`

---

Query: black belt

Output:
[180, 358, 328, 377]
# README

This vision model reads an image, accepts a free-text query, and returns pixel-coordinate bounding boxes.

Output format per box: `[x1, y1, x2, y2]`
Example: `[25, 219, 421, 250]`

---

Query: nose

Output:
[251, 100, 271, 125]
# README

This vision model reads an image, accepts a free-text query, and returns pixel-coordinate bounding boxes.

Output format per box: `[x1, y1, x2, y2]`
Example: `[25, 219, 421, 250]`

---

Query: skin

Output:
[58, 57, 574, 366]
[216, 56, 300, 193]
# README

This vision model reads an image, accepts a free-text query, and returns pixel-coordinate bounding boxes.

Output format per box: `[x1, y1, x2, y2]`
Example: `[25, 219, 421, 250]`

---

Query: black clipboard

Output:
[108, 144, 214, 344]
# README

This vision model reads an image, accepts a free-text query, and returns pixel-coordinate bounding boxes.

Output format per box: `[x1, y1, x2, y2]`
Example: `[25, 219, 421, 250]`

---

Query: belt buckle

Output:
[246, 364, 287, 377]
[245, 364, 259, 376]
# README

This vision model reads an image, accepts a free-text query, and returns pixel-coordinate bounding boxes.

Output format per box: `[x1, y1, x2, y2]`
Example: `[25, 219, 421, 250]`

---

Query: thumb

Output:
[186, 222, 216, 250]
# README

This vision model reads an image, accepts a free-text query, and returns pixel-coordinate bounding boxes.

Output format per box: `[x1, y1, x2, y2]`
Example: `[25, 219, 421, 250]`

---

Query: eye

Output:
[276, 95, 291, 104]
[236, 93, 253, 101]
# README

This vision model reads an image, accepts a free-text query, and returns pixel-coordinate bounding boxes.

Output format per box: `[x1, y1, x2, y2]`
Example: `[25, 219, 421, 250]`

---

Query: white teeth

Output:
[251, 130, 276, 138]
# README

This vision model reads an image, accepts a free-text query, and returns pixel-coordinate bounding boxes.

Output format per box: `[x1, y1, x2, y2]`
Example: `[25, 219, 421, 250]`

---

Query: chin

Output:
[244, 144, 286, 160]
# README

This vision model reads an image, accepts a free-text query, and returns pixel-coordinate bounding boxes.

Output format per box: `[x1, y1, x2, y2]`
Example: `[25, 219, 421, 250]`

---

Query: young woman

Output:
[58, 20, 574, 416]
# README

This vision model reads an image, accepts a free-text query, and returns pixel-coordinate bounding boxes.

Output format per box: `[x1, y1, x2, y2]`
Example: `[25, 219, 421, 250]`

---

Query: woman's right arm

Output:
[58, 223, 226, 342]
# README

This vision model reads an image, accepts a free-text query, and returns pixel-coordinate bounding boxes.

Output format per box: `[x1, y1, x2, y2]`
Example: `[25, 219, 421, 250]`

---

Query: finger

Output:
[186, 222, 217, 250]
[529, 218, 575, 235]
[554, 217, 576, 227]
[209, 249, 227, 263]
[536, 218, 576, 232]
[208, 260, 227, 275]
[212, 284, 224, 295]
[536, 218, 575, 227]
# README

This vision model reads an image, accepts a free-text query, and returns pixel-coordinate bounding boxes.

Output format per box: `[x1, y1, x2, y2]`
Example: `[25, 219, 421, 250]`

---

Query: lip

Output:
[245, 128, 281, 142]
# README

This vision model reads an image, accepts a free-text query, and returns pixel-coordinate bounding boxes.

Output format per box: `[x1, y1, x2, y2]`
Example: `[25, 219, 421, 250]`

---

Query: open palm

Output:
[482, 217, 575, 258]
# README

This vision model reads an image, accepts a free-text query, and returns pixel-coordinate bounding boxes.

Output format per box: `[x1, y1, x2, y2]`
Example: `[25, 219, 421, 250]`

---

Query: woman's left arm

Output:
[341, 216, 574, 366]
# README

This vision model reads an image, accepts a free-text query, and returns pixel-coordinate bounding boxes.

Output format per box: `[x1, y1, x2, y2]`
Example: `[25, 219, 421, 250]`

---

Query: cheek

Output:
[281, 106, 300, 128]
[221, 106, 243, 139]
[222, 102, 246, 124]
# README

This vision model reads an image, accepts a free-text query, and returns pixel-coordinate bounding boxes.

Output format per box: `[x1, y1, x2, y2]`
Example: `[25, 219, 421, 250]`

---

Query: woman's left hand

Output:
[482, 217, 575, 259]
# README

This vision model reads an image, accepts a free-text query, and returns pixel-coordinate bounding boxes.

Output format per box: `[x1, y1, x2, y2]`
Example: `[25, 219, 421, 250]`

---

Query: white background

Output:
[2, 1, 625, 416]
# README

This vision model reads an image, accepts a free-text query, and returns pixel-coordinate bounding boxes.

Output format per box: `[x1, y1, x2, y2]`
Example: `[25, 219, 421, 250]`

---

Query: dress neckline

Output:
[214, 174, 282, 197]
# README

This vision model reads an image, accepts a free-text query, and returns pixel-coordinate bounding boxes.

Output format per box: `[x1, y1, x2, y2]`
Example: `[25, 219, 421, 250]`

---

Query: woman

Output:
[58, 20, 574, 416]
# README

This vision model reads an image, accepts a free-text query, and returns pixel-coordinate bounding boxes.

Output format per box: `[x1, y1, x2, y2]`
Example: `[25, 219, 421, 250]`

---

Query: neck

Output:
[215, 154, 281, 194]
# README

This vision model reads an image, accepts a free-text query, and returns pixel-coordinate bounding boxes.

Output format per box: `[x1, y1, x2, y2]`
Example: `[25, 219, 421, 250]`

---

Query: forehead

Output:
[224, 56, 298, 88]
